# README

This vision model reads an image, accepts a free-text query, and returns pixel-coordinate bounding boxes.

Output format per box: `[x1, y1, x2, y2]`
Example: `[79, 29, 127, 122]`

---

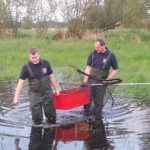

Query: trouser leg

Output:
[84, 103, 91, 111]
[84, 87, 93, 113]
[31, 103, 43, 124]
[43, 100, 56, 123]
[92, 85, 106, 116]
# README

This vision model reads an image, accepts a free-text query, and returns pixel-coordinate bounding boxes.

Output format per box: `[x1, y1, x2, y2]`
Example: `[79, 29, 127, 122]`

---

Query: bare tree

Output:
[82, 0, 105, 30]
[24, 0, 58, 38]
[0, 0, 10, 35]
[59, 0, 94, 37]
[4, 0, 25, 37]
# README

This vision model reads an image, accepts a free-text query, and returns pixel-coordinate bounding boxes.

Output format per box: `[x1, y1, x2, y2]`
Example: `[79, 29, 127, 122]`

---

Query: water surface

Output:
[0, 80, 150, 150]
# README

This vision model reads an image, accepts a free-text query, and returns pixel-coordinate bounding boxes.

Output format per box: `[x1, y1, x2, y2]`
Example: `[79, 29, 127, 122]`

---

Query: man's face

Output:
[29, 52, 40, 64]
[94, 41, 105, 53]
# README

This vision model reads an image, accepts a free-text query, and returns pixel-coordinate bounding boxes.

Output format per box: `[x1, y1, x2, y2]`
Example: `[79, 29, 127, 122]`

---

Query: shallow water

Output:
[0, 80, 150, 150]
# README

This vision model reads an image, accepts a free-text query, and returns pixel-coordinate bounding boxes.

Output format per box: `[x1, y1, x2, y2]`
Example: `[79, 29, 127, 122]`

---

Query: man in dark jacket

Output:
[13, 48, 59, 125]
[83, 39, 118, 116]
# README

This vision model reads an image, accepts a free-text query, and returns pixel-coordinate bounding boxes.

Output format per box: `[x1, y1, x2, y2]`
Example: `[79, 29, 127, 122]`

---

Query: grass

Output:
[0, 28, 150, 101]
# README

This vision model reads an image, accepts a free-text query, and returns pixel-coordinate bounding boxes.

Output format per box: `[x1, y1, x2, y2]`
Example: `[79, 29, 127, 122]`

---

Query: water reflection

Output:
[84, 118, 111, 150]
[28, 118, 111, 150]
[14, 138, 21, 150]
[29, 126, 56, 150]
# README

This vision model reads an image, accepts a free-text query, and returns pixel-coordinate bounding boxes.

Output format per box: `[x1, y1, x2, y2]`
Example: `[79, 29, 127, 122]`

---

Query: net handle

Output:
[77, 69, 122, 85]
[102, 79, 122, 85]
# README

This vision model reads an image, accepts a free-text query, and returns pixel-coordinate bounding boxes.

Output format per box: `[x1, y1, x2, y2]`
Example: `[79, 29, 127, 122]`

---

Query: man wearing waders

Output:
[83, 39, 118, 117]
[13, 48, 59, 125]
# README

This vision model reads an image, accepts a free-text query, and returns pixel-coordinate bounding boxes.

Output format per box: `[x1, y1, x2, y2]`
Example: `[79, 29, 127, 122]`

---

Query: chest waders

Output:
[85, 52, 111, 117]
[26, 63, 56, 124]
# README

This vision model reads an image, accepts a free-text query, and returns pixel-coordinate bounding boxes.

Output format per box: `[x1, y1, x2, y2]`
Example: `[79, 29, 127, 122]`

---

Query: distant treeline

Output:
[0, 0, 150, 38]
[13, 20, 65, 29]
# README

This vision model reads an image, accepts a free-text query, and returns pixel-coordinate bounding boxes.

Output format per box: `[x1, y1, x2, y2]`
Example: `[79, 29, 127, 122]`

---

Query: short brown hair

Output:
[96, 39, 105, 46]
[28, 47, 39, 55]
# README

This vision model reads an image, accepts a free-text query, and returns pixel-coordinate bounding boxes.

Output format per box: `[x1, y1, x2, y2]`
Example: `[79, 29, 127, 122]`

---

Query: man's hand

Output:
[80, 82, 88, 88]
[53, 90, 60, 96]
[106, 77, 112, 80]
[13, 97, 19, 106]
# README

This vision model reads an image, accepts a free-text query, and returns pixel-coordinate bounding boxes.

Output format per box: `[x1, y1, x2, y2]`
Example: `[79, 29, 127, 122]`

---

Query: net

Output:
[59, 83, 82, 91]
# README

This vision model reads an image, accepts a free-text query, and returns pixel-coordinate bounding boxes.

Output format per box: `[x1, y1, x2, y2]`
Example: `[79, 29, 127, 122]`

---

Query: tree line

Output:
[0, 0, 150, 38]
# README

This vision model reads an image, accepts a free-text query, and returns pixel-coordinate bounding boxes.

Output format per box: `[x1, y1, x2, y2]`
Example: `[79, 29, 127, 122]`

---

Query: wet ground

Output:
[0, 80, 150, 150]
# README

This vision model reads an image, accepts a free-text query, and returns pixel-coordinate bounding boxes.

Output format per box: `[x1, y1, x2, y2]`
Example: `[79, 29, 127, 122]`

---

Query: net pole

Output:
[89, 83, 150, 86]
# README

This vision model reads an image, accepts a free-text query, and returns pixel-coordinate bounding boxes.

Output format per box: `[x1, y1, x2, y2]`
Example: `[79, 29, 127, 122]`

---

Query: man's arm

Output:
[107, 69, 118, 80]
[49, 73, 59, 95]
[83, 65, 92, 83]
[13, 79, 25, 105]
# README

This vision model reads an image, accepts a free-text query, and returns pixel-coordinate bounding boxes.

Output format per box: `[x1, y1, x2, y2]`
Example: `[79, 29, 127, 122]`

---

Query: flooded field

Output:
[0, 80, 150, 150]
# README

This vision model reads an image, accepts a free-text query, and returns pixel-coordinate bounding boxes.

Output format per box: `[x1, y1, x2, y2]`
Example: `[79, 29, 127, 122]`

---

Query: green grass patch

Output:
[0, 28, 150, 101]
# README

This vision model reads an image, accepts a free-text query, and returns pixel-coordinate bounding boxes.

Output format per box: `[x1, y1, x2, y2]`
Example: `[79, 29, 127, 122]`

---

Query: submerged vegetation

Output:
[0, 28, 150, 101]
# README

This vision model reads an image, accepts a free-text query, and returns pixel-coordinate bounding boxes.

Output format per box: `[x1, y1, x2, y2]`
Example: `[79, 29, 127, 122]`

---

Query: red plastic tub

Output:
[53, 87, 90, 110]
